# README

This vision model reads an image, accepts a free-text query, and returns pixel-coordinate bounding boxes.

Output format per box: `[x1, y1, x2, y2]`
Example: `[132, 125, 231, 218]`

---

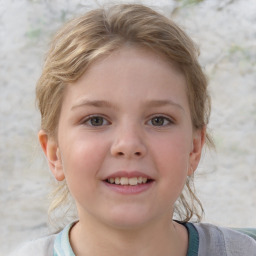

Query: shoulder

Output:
[193, 223, 256, 256]
[9, 234, 57, 256]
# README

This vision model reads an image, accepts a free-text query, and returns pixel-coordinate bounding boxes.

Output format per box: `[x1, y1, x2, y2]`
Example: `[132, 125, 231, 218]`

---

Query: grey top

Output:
[193, 223, 256, 256]
[9, 222, 256, 256]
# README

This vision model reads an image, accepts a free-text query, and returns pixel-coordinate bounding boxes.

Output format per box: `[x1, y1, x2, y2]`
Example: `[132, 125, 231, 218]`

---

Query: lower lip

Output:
[103, 181, 154, 195]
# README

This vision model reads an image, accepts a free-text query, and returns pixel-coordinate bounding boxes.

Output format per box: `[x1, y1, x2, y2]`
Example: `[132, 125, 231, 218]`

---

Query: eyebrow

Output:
[71, 99, 116, 110]
[71, 99, 184, 111]
[144, 99, 184, 111]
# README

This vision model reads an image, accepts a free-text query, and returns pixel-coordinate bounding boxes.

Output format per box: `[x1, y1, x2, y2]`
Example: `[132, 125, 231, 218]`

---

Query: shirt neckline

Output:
[181, 222, 199, 256]
[54, 221, 199, 256]
[54, 222, 76, 256]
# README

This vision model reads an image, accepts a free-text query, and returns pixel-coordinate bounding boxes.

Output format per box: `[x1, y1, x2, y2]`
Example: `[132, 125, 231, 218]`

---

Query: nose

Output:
[110, 125, 147, 159]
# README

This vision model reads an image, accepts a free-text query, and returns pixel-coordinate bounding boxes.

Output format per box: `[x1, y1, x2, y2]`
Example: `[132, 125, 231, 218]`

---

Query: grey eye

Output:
[82, 115, 110, 127]
[88, 116, 106, 126]
[152, 117, 164, 126]
[150, 116, 172, 126]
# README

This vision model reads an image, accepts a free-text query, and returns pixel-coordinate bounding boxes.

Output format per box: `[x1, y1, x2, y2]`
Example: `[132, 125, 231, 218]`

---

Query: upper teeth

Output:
[108, 177, 148, 186]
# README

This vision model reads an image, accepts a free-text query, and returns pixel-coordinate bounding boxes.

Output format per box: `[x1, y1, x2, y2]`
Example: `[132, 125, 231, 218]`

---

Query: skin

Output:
[39, 46, 205, 256]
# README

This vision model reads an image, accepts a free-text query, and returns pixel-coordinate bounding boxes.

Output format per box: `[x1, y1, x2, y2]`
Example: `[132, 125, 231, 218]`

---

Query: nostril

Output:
[116, 151, 141, 157]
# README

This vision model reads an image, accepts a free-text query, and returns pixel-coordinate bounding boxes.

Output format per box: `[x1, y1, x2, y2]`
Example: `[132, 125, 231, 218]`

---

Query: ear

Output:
[188, 127, 206, 176]
[38, 130, 65, 181]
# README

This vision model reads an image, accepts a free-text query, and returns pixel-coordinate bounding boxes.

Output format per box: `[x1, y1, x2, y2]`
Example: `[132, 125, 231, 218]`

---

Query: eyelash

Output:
[81, 115, 174, 127]
[81, 115, 110, 127]
[147, 115, 174, 127]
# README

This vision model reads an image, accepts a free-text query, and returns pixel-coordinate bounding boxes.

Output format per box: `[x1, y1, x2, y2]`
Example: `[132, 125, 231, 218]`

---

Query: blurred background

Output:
[0, 0, 255, 254]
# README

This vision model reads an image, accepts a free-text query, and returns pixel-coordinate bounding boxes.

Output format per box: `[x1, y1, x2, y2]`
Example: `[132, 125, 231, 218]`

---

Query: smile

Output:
[103, 173, 155, 194]
[106, 177, 152, 186]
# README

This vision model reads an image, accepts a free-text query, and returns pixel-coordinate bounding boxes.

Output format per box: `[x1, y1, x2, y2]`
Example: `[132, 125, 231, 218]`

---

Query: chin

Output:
[102, 207, 156, 230]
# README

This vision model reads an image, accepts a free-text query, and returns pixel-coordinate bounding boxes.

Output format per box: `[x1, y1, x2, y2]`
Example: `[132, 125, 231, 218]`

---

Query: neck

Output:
[70, 213, 188, 256]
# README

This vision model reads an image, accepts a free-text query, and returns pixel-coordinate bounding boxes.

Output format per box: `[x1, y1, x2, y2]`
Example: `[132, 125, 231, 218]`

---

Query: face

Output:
[40, 46, 204, 229]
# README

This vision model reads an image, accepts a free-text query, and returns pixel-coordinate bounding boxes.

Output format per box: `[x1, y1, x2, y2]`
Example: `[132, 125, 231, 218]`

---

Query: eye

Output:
[83, 115, 110, 126]
[148, 116, 173, 126]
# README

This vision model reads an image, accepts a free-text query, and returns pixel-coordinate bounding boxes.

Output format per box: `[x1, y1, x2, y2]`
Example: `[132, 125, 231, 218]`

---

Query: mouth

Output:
[105, 177, 154, 186]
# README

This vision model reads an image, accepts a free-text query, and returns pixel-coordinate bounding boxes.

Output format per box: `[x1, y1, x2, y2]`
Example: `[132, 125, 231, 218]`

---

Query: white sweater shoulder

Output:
[9, 234, 56, 256]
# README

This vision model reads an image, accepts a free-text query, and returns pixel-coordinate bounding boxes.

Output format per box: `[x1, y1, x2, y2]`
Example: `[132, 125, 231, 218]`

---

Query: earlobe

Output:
[38, 130, 65, 181]
[188, 127, 206, 176]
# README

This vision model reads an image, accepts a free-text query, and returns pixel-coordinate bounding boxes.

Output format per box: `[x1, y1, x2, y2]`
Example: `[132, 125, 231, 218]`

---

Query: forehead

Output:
[86, 45, 184, 80]
[62, 46, 188, 109]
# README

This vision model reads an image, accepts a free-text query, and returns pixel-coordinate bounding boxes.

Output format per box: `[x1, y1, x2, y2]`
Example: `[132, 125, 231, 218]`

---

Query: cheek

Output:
[152, 130, 192, 166]
[151, 132, 191, 191]
[61, 131, 108, 168]
[59, 134, 109, 192]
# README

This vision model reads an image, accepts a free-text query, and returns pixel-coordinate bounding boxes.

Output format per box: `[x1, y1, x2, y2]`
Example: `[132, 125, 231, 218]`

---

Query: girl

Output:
[13, 4, 256, 256]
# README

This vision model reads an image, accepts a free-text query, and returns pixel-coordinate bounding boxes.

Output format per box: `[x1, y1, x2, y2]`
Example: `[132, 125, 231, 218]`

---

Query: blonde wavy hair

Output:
[36, 4, 212, 227]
